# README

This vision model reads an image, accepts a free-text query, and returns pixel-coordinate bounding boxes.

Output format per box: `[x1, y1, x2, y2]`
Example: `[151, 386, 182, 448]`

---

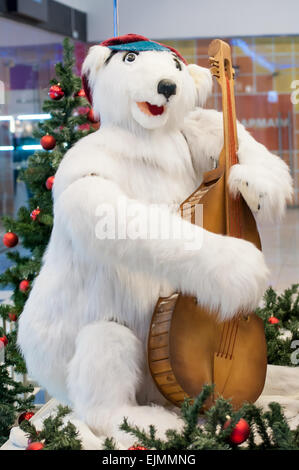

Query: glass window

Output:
[0, 17, 87, 216]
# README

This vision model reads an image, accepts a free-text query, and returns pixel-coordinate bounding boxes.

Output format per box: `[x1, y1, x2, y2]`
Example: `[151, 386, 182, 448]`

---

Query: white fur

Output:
[18, 45, 292, 444]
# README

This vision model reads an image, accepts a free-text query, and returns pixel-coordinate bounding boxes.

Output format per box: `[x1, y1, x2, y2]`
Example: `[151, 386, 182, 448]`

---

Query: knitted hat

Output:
[82, 34, 187, 104]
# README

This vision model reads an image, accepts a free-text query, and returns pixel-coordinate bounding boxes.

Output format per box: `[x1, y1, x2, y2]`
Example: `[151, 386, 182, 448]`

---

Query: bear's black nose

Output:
[157, 80, 177, 99]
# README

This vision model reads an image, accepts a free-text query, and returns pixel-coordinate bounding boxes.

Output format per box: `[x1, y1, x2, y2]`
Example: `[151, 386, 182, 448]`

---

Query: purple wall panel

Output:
[10, 64, 38, 90]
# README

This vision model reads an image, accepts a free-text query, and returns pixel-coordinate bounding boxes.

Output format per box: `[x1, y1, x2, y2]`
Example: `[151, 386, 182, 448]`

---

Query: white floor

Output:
[259, 208, 299, 292]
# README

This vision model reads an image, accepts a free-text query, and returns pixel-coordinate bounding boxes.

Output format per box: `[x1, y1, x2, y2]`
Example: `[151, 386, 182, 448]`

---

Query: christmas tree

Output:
[0, 37, 96, 445]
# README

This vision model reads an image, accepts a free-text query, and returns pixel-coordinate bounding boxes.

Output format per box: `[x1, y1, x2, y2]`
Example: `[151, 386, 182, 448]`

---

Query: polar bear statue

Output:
[18, 34, 293, 447]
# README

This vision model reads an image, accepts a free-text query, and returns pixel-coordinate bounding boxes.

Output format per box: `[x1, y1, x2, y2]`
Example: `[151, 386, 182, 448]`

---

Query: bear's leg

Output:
[67, 320, 183, 447]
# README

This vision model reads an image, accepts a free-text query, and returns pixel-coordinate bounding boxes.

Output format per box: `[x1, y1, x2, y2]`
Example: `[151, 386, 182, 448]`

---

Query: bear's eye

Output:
[124, 52, 138, 63]
[174, 58, 182, 71]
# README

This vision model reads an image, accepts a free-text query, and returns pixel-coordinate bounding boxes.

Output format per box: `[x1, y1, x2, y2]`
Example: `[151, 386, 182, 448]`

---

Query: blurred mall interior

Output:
[0, 0, 298, 291]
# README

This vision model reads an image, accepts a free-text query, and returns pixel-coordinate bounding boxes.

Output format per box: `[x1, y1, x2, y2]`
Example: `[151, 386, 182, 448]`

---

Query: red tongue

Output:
[146, 102, 164, 116]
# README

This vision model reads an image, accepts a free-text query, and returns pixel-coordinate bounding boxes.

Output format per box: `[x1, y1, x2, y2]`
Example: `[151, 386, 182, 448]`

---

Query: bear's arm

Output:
[53, 172, 269, 318]
[182, 107, 293, 220]
[53, 173, 218, 308]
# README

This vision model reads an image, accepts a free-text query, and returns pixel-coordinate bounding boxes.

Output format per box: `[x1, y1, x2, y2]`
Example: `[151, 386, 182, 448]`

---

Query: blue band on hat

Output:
[108, 40, 169, 53]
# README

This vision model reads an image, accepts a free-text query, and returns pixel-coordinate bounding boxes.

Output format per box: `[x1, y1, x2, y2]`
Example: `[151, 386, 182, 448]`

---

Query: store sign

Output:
[241, 118, 289, 129]
[236, 94, 292, 152]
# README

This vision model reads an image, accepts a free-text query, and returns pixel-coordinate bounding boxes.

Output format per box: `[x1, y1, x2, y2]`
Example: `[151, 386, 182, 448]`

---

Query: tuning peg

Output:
[210, 66, 220, 78]
[209, 57, 219, 65]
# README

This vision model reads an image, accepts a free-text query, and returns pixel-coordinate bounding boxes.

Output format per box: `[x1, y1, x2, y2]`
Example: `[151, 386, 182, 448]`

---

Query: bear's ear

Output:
[187, 64, 213, 107]
[81, 45, 111, 103]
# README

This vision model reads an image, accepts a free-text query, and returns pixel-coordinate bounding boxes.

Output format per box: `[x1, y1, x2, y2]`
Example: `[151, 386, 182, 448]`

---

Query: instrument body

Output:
[148, 39, 267, 408]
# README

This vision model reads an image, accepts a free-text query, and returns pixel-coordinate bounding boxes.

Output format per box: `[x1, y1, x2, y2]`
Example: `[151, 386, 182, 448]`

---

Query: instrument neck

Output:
[221, 76, 242, 238]
[219, 76, 239, 171]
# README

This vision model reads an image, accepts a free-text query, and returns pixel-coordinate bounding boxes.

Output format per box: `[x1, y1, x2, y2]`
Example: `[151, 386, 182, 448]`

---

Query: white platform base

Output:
[2, 364, 299, 450]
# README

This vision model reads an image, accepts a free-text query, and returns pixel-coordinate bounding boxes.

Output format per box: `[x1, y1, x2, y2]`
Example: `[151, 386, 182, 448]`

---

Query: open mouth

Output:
[137, 101, 165, 116]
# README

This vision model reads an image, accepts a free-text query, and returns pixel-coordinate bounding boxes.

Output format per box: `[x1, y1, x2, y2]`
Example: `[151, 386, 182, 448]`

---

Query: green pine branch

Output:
[20, 405, 82, 450]
[256, 284, 299, 366]
[110, 384, 299, 451]
[0, 363, 34, 445]
[11, 384, 299, 451]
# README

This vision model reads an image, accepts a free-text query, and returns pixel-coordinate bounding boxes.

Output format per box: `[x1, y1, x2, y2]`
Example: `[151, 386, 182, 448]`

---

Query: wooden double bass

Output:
[148, 39, 267, 409]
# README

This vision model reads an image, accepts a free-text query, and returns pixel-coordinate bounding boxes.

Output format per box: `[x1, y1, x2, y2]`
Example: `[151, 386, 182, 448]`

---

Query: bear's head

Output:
[82, 34, 212, 131]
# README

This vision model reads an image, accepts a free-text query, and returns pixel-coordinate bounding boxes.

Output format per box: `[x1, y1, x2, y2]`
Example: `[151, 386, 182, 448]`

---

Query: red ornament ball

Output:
[45, 176, 55, 190]
[26, 442, 44, 451]
[268, 316, 280, 325]
[87, 108, 100, 123]
[19, 280, 30, 293]
[224, 418, 250, 445]
[41, 134, 56, 150]
[48, 84, 64, 100]
[128, 445, 148, 450]
[8, 313, 17, 322]
[0, 336, 8, 347]
[3, 232, 18, 248]
[18, 411, 35, 424]
[76, 88, 86, 97]
[91, 122, 100, 131]
[30, 208, 41, 221]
